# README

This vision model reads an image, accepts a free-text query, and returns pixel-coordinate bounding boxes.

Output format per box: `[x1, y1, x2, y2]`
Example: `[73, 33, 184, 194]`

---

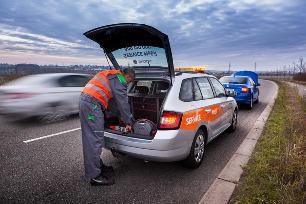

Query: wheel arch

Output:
[198, 125, 208, 144]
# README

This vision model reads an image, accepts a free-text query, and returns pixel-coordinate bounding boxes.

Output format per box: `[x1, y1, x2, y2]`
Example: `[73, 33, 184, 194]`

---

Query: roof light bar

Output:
[175, 67, 207, 72]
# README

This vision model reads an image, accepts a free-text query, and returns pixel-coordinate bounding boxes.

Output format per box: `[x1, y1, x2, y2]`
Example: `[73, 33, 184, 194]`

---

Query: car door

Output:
[194, 77, 220, 140]
[56, 75, 90, 112]
[209, 77, 231, 135]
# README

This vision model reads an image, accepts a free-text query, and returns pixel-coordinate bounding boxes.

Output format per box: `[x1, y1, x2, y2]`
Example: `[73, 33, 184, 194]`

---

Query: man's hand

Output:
[124, 125, 132, 133]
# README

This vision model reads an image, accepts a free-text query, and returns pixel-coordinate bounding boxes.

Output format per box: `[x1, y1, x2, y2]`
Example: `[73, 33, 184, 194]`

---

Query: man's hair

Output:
[122, 67, 135, 78]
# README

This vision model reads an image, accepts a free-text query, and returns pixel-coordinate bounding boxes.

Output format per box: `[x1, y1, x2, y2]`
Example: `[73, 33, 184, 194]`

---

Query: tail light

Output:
[241, 87, 249, 93]
[159, 111, 182, 129]
[4, 93, 35, 99]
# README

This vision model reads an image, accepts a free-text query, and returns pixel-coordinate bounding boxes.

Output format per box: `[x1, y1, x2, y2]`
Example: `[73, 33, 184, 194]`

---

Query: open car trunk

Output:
[84, 23, 175, 138]
[105, 79, 170, 138]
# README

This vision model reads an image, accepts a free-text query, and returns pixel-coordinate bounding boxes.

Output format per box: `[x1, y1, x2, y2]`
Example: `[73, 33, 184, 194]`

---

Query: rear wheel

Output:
[254, 90, 259, 104]
[38, 103, 67, 123]
[227, 109, 237, 132]
[248, 96, 253, 109]
[254, 94, 259, 104]
[182, 129, 206, 168]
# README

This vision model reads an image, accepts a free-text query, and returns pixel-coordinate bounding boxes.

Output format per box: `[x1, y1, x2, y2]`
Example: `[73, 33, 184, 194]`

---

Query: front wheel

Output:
[182, 129, 206, 169]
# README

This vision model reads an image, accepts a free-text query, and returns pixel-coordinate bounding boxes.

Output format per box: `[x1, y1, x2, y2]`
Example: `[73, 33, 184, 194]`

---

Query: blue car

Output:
[220, 71, 260, 109]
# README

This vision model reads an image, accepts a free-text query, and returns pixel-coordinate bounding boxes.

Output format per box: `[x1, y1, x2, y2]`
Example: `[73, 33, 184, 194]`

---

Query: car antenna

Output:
[104, 51, 113, 70]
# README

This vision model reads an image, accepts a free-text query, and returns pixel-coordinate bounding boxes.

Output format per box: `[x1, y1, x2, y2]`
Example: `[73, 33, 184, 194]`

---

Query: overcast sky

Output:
[0, 0, 306, 71]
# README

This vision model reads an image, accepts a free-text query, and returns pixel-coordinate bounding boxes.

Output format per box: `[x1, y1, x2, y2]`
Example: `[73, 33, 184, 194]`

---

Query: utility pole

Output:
[228, 62, 231, 73]
[254, 62, 257, 72]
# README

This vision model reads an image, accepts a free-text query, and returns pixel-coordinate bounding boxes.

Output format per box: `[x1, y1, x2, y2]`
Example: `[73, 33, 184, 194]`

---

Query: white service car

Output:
[0, 73, 91, 121]
[85, 23, 238, 168]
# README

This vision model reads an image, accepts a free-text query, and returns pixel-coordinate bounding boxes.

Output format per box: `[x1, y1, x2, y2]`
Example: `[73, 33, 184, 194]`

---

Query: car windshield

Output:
[219, 77, 248, 84]
[111, 46, 168, 68]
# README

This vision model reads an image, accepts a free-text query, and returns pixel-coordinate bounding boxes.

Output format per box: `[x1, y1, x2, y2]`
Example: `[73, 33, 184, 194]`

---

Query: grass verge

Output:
[0, 75, 23, 85]
[231, 81, 306, 204]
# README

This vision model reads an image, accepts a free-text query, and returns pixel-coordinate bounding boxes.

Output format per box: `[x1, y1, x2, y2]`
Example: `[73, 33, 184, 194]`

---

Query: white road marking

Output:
[23, 127, 81, 144]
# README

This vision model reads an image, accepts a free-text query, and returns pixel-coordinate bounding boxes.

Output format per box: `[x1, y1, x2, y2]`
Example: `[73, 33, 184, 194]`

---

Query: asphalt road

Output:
[0, 80, 277, 204]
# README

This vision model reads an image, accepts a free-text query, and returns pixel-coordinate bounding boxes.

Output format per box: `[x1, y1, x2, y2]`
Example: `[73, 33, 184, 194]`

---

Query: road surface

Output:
[0, 80, 277, 203]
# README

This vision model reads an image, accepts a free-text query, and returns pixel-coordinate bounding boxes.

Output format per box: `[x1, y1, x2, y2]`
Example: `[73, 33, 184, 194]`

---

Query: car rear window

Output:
[112, 46, 168, 68]
[219, 77, 248, 84]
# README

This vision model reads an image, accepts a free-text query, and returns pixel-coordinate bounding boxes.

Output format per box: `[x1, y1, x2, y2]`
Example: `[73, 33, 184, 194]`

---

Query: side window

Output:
[179, 79, 193, 102]
[74, 75, 90, 87]
[193, 79, 203, 100]
[58, 75, 90, 87]
[210, 78, 226, 97]
[249, 78, 255, 86]
[195, 77, 214, 99]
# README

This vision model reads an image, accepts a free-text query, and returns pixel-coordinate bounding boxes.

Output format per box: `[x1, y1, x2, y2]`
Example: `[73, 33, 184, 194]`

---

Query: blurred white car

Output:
[0, 73, 91, 121]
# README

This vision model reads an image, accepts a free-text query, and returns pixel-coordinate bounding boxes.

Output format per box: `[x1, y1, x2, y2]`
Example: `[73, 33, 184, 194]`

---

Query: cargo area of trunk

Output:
[105, 79, 170, 137]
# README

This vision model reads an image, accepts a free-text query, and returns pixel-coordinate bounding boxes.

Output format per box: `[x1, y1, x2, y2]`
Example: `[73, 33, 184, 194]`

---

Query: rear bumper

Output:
[234, 93, 251, 104]
[104, 129, 194, 162]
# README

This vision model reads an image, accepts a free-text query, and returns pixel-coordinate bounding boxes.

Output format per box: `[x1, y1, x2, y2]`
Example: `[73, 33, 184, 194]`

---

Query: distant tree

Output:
[296, 56, 306, 74]
[292, 62, 297, 74]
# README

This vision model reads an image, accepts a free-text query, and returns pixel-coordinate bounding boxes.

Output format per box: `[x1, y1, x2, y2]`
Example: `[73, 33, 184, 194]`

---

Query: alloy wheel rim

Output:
[194, 134, 205, 163]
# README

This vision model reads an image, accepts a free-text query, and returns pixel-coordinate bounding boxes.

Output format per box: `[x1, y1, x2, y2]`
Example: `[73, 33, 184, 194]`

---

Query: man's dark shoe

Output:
[100, 159, 114, 175]
[90, 175, 115, 186]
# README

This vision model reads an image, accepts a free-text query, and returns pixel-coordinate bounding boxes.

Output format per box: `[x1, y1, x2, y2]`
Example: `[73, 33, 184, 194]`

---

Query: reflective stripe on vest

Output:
[85, 84, 109, 104]
[82, 70, 122, 109]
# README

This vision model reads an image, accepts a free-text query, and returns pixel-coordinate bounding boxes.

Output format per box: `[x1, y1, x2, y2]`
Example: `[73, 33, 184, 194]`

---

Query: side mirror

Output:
[226, 89, 236, 97]
[256, 83, 260, 86]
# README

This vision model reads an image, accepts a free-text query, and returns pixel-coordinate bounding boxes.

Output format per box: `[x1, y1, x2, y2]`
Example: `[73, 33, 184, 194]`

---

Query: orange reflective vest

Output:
[82, 70, 122, 109]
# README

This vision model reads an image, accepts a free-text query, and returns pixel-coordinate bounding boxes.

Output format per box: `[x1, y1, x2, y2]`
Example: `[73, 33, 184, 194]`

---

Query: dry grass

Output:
[0, 75, 23, 85]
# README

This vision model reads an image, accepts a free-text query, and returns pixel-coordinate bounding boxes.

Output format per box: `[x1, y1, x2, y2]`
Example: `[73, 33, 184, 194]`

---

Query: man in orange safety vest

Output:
[79, 68, 135, 186]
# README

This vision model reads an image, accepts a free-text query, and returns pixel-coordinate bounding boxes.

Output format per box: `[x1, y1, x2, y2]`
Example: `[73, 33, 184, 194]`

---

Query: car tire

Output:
[248, 96, 253, 109]
[182, 129, 206, 169]
[38, 103, 67, 123]
[254, 90, 260, 104]
[227, 109, 237, 132]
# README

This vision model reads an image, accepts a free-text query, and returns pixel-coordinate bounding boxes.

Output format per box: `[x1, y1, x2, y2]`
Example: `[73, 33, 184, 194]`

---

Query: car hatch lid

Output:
[232, 71, 259, 85]
[84, 23, 175, 82]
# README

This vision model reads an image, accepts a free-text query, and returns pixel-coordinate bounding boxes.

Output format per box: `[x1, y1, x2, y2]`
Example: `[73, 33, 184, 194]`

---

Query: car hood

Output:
[84, 23, 175, 82]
